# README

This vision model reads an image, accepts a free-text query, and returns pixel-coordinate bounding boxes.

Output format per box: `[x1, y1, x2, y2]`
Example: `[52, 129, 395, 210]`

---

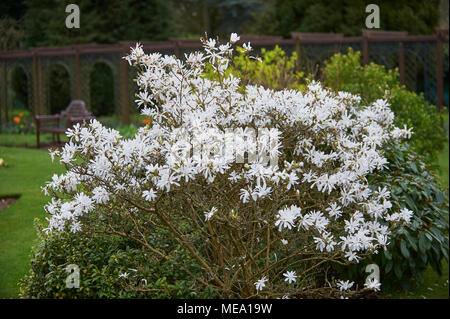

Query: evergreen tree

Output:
[249, 0, 441, 37]
[0, 17, 25, 50]
[23, 0, 177, 47]
[173, 0, 261, 38]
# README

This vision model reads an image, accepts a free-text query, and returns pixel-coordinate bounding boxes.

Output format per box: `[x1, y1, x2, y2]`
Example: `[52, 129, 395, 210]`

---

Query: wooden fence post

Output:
[362, 34, 369, 66]
[398, 42, 405, 85]
[175, 40, 181, 59]
[75, 47, 82, 99]
[436, 29, 444, 113]
[32, 50, 40, 116]
[120, 42, 130, 125]
[295, 37, 301, 71]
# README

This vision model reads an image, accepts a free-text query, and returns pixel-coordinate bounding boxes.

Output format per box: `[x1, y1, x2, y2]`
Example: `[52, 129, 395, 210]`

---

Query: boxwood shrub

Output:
[19, 219, 217, 298]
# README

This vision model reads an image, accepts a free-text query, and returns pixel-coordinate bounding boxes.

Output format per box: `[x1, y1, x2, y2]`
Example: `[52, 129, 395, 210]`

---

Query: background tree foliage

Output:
[173, 0, 261, 38]
[23, 0, 176, 47]
[166, 0, 443, 39]
[0, 1, 444, 115]
[247, 0, 441, 37]
[0, 17, 24, 50]
[1, 0, 443, 47]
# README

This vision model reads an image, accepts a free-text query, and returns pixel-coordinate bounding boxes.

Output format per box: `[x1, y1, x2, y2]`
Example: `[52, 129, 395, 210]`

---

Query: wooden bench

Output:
[35, 100, 95, 148]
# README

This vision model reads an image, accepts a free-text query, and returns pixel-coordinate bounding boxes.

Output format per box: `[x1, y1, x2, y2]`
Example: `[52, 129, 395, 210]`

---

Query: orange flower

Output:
[142, 118, 152, 125]
[13, 116, 21, 124]
[18, 112, 24, 117]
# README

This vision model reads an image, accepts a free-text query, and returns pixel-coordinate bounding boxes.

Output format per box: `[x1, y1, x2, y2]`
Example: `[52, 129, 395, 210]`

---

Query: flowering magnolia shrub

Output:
[43, 34, 414, 298]
[341, 142, 449, 291]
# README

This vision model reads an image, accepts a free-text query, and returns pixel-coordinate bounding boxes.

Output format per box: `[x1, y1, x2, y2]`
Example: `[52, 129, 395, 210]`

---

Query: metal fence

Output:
[0, 30, 448, 127]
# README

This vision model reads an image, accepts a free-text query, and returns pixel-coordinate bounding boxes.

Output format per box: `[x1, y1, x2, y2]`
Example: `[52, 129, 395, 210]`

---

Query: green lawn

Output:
[0, 146, 65, 297]
[0, 133, 68, 148]
[0, 111, 448, 298]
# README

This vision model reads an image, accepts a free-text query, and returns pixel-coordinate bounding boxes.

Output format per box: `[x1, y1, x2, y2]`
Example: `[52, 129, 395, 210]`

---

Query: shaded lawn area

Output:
[0, 146, 65, 298]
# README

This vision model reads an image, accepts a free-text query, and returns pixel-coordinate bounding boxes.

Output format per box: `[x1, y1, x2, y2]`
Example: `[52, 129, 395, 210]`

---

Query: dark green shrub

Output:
[118, 124, 139, 139]
[324, 48, 447, 163]
[19, 219, 217, 298]
[335, 143, 449, 291]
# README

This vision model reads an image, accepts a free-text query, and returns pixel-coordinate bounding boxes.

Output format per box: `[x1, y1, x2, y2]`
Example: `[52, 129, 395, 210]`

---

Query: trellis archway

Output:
[0, 31, 448, 131]
[8, 63, 31, 112]
[46, 62, 72, 114]
[89, 61, 115, 117]
[82, 57, 119, 118]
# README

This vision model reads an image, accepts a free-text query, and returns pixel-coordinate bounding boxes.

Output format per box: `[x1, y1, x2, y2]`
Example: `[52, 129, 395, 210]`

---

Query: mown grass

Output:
[0, 133, 68, 148]
[0, 146, 65, 297]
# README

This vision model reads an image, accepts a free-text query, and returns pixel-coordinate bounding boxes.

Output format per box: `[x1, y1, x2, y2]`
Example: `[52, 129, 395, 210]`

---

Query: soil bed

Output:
[0, 195, 20, 211]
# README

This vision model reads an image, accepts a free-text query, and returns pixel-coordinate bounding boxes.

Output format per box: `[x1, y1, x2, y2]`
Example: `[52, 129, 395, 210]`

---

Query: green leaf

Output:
[385, 259, 393, 273]
[435, 190, 445, 205]
[420, 252, 428, 264]
[415, 269, 424, 284]
[418, 232, 427, 253]
[405, 233, 418, 251]
[404, 196, 417, 211]
[424, 233, 433, 247]
[384, 249, 392, 260]
[401, 280, 412, 292]
[400, 240, 410, 259]
[442, 247, 449, 260]
[394, 263, 403, 279]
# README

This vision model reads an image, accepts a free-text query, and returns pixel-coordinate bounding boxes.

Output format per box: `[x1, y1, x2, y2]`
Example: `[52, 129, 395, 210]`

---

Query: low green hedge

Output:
[19, 219, 217, 298]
